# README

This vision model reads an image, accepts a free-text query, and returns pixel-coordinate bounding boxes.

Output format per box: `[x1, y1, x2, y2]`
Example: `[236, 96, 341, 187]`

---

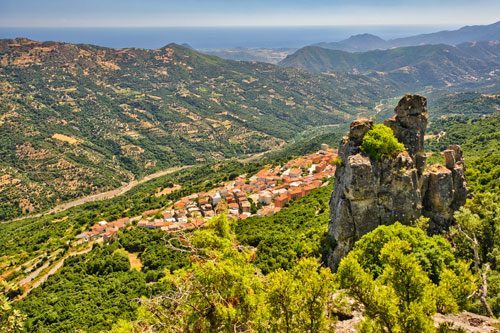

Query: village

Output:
[77, 145, 338, 242]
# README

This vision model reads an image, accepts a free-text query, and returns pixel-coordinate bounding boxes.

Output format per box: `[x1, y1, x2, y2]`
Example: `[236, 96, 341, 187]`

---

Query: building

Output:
[274, 194, 290, 208]
[240, 200, 251, 213]
[289, 187, 304, 200]
[258, 191, 273, 205]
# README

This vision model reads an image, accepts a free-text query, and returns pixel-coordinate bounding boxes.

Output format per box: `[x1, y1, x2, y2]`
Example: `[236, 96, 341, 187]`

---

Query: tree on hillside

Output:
[266, 258, 335, 332]
[0, 282, 25, 333]
[452, 194, 499, 317]
[337, 223, 476, 333]
[125, 214, 337, 332]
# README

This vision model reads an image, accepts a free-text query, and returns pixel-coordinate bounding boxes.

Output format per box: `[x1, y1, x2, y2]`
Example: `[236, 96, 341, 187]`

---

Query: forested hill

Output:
[0, 38, 397, 220]
[279, 41, 500, 90]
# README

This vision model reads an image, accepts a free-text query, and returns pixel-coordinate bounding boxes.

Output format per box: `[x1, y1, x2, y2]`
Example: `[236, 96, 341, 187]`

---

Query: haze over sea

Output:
[0, 25, 457, 49]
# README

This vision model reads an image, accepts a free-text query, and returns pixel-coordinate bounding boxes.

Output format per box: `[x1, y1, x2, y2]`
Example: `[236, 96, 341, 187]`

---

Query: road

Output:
[3, 147, 286, 224]
[19, 246, 93, 300]
[5, 165, 191, 223]
[4, 142, 299, 224]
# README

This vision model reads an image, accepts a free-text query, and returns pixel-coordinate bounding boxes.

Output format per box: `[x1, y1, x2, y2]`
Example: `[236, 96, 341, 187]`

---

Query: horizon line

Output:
[1, 22, 494, 29]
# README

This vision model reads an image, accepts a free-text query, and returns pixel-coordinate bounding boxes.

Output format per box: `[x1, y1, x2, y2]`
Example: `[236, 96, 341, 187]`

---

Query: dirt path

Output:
[127, 252, 143, 271]
[44, 165, 189, 213]
[19, 246, 93, 299]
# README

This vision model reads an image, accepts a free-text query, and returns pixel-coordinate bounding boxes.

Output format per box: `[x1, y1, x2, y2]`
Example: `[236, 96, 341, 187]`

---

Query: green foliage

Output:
[119, 228, 189, 277]
[18, 243, 148, 333]
[135, 214, 266, 332]
[236, 184, 332, 274]
[129, 214, 336, 332]
[14, 226, 191, 332]
[1, 281, 26, 333]
[451, 195, 500, 316]
[349, 222, 458, 282]
[265, 258, 335, 332]
[337, 223, 476, 333]
[361, 124, 405, 161]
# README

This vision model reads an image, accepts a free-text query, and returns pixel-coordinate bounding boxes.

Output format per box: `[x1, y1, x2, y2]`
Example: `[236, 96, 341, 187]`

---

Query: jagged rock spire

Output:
[327, 94, 467, 271]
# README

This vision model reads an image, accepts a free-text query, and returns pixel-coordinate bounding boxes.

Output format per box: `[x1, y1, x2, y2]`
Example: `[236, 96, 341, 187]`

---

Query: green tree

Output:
[361, 124, 405, 161]
[138, 214, 266, 332]
[266, 258, 335, 333]
[452, 198, 499, 317]
[1, 282, 26, 333]
[337, 223, 476, 333]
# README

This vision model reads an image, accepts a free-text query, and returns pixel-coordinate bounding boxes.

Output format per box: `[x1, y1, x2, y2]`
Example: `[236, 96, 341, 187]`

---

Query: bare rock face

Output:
[328, 94, 467, 270]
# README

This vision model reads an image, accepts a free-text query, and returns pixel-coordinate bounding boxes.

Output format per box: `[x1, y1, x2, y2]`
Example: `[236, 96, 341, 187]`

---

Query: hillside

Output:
[279, 41, 500, 89]
[3, 94, 498, 332]
[0, 38, 399, 220]
[315, 21, 500, 52]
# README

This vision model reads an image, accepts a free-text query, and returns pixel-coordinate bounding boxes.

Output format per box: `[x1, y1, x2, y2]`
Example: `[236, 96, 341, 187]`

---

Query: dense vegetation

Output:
[338, 223, 476, 332]
[107, 216, 477, 332]
[18, 231, 190, 333]
[19, 244, 147, 332]
[236, 183, 331, 274]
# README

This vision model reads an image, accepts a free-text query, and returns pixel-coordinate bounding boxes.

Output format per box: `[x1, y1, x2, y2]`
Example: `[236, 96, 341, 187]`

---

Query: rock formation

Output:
[328, 94, 467, 270]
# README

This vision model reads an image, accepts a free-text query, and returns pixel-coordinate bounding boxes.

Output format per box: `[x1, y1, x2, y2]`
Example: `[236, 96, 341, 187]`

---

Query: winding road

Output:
[3, 147, 283, 224]
[4, 165, 191, 223]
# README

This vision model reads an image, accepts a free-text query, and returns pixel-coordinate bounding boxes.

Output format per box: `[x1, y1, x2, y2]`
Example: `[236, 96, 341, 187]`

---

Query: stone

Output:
[328, 94, 467, 270]
[384, 94, 428, 159]
[443, 150, 456, 169]
[348, 118, 373, 145]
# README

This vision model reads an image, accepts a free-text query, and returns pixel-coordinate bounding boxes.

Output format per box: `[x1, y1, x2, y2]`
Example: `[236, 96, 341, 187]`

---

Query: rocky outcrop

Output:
[328, 94, 467, 270]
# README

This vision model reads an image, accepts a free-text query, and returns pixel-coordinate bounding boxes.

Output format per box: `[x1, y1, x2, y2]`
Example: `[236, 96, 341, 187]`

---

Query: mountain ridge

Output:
[0, 37, 396, 220]
[279, 41, 500, 89]
[315, 21, 500, 52]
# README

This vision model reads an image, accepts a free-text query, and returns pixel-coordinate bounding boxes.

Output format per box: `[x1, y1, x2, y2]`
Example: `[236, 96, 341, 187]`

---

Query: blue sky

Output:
[0, 0, 498, 27]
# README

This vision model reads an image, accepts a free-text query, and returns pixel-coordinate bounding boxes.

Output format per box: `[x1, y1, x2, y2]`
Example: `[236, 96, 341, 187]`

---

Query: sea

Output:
[0, 25, 457, 49]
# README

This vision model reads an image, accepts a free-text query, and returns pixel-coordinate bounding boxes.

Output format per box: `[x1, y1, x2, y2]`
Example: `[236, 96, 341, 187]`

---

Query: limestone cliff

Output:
[328, 94, 467, 270]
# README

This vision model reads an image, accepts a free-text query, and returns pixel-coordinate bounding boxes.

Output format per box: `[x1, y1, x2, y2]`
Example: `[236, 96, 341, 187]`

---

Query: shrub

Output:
[361, 124, 405, 160]
[337, 223, 477, 333]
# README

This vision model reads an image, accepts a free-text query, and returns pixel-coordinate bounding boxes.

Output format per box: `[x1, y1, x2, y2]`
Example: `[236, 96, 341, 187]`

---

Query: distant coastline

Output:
[0, 25, 457, 49]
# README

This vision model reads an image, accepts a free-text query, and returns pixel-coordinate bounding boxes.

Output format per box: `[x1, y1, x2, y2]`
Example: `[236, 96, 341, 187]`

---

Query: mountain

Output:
[315, 21, 500, 52]
[279, 41, 500, 89]
[316, 33, 389, 52]
[0, 38, 398, 220]
[391, 21, 500, 47]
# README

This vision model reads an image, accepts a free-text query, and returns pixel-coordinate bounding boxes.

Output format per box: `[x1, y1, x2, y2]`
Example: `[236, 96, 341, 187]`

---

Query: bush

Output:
[361, 124, 405, 160]
[337, 223, 476, 333]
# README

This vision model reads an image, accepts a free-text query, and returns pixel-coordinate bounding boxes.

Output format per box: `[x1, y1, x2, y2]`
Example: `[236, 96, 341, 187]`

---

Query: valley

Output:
[0, 38, 396, 220]
[0, 15, 499, 333]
